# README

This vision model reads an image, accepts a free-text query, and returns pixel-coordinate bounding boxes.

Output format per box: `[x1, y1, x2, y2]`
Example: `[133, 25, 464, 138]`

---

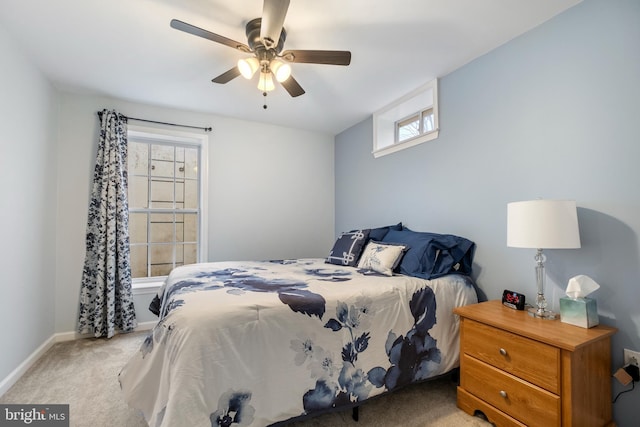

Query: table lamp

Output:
[507, 199, 581, 319]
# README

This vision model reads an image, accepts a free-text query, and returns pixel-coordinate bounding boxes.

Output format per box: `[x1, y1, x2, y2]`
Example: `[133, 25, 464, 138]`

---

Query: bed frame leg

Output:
[352, 406, 359, 421]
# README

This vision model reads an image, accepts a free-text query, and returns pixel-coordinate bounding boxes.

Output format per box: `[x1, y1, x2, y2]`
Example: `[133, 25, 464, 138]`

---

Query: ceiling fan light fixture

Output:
[170, 0, 351, 98]
[257, 72, 275, 92]
[238, 57, 259, 79]
[270, 59, 291, 82]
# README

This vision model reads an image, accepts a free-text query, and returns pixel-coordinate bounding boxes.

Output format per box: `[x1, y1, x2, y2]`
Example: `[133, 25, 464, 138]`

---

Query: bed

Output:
[119, 225, 478, 427]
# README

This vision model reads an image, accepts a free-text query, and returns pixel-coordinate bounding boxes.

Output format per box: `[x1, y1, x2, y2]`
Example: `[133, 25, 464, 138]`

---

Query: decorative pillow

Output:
[326, 229, 370, 266]
[357, 241, 408, 276]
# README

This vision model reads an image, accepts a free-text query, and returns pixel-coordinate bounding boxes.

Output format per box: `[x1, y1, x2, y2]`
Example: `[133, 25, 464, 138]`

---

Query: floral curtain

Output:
[78, 109, 137, 338]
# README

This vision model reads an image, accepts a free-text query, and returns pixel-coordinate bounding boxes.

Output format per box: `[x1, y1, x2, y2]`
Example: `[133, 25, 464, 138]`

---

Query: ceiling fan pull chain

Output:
[263, 91, 268, 110]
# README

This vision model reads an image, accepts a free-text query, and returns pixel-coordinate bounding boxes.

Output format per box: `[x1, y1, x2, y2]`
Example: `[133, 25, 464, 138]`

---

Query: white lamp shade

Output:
[507, 200, 581, 249]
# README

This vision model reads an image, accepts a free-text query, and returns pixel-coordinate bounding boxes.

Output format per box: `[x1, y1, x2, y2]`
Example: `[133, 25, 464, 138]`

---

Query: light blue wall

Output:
[335, 1, 639, 425]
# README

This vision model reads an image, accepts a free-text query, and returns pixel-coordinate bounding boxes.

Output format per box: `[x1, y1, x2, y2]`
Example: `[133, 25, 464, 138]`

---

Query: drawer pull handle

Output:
[500, 390, 508, 398]
[499, 348, 508, 356]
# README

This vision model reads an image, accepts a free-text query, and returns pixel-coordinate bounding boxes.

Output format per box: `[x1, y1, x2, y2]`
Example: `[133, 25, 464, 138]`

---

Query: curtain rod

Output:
[96, 111, 212, 132]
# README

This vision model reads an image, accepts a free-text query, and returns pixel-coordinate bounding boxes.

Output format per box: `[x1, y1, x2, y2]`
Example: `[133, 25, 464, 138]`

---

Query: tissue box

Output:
[559, 297, 599, 328]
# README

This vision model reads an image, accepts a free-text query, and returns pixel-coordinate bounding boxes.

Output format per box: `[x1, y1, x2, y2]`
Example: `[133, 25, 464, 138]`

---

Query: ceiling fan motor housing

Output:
[246, 18, 286, 54]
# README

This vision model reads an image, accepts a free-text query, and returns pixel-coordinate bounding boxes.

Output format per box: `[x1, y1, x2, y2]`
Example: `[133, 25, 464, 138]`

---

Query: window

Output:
[396, 108, 434, 143]
[127, 127, 208, 285]
[373, 79, 438, 158]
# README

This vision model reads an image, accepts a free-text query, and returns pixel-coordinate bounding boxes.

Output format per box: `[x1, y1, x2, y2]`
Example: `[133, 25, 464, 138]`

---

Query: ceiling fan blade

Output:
[170, 19, 250, 52]
[281, 50, 351, 66]
[280, 75, 305, 97]
[260, 0, 290, 49]
[212, 67, 241, 84]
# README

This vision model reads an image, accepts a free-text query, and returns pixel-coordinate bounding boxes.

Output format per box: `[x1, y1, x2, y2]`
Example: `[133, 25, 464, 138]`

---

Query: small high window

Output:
[396, 108, 434, 143]
[373, 79, 438, 158]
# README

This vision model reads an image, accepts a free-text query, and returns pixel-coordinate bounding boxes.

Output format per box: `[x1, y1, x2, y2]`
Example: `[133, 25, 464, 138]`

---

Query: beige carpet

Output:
[0, 331, 490, 427]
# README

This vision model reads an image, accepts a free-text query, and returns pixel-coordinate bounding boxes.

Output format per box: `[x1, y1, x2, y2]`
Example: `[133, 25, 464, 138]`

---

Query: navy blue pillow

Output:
[326, 229, 371, 266]
[382, 229, 430, 276]
[368, 222, 403, 242]
[382, 228, 475, 279]
[428, 235, 475, 278]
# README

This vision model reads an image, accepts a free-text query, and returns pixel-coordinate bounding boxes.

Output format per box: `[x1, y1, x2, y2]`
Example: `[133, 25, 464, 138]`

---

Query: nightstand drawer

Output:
[461, 354, 560, 427]
[457, 388, 526, 427]
[462, 319, 560, 393]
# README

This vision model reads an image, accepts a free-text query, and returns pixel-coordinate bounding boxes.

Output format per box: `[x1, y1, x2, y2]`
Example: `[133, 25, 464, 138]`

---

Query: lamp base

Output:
[527, 307, 558, 320]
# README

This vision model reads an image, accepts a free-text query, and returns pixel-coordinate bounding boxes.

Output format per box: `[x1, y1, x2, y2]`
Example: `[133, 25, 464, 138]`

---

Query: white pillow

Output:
[357, 241, 408, 276]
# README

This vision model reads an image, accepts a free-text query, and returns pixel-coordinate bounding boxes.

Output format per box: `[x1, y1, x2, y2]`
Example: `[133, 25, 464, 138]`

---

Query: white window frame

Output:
[373, 79, 439, 158]
[127, 125, 209, 290]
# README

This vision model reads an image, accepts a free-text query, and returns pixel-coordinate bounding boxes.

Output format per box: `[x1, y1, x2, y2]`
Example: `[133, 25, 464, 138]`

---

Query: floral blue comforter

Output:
[119, 259, 478, 427]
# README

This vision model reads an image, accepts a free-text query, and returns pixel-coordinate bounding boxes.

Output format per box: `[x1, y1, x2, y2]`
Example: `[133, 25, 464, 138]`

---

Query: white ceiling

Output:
[0, 0, 581, 135]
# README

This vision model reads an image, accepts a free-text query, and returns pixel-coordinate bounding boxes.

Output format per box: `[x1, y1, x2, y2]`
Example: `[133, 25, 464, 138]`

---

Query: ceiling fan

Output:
[170, 0, 351, 101]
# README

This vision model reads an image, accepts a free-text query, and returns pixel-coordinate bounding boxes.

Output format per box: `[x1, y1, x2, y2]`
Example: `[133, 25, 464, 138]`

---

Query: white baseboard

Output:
[0, 334, 57, 397]
[54, 320, 157, 342]
[0, 321, 157, 397]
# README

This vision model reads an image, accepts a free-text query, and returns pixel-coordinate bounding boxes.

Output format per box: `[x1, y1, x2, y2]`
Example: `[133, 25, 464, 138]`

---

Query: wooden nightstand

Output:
[454, 300, 617, 427]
